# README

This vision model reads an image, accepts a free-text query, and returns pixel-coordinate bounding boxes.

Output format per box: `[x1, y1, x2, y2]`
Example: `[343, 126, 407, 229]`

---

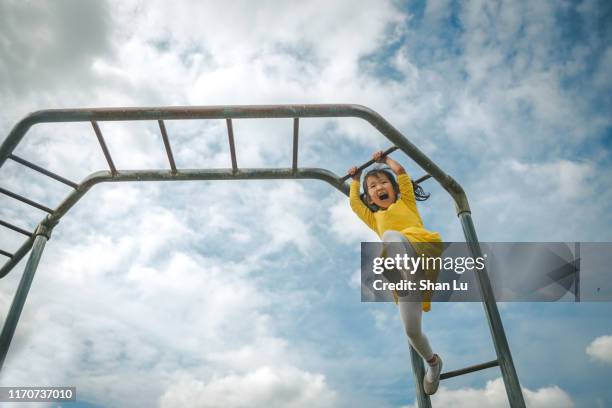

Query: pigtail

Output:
[412, 181, 430, 201]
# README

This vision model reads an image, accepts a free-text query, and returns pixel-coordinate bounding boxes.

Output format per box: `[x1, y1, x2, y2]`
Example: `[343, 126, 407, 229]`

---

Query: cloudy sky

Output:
[0, 0, 611, 407]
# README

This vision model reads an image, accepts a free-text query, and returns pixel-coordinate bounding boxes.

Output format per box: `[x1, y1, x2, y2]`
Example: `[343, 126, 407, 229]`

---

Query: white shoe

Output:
[423, 354, 442, 395]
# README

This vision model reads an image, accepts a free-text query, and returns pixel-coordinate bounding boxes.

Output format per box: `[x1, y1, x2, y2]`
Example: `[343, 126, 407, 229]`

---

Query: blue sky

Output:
[0, 0, 611, 407]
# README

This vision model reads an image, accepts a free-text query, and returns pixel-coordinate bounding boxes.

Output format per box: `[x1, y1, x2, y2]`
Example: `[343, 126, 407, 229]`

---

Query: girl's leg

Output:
[381, 230, 443, 394]
[398, 298, 434, 361]
[381, 230, 434, 361]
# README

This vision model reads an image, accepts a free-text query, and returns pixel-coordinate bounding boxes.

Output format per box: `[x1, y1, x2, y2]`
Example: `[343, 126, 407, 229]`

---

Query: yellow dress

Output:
[349, 173, 443, 312]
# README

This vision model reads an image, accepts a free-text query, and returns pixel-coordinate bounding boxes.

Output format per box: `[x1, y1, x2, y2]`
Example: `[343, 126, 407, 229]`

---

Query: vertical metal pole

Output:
[0, 234, 48, 372]
[459, 213, 526, 408]
[409, 345, 432, 408]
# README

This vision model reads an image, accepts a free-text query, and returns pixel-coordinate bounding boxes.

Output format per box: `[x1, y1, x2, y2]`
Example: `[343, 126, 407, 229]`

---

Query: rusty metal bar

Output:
[158, 120, 177, 174]
[440, 359, 499, 380]
[0, 187, 53, 214]
[0, 236, 35, 279]
[91, 121, 117, 175]
[292, 118, 299, 174]
[0, 219, 32, 237]
[338, 147, 432, 185]
[459, 213, 526, 407]
[0, 104, 470, 213]
[410, 346, 431, 408]
[339, 146, 398, 183]
[414, 174, 432, 184]
[226, 119, 238, 173]
[0, 249, 12, 258]
[8, 154, 78, 189]
[0, 233, 48, 371]
[0, 167, 346, 279]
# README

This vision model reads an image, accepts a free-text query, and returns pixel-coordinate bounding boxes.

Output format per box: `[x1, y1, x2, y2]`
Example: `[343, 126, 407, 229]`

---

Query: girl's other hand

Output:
[348, 166, 361, 181]
[372, 150, 385, 163]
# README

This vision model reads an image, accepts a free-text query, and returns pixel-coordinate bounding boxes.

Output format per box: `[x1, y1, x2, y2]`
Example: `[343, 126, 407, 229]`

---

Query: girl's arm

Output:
[347, 166, 377, 232]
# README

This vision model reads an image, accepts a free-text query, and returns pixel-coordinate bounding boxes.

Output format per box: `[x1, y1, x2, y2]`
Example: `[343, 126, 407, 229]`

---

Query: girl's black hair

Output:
[360, 168, 430, 212]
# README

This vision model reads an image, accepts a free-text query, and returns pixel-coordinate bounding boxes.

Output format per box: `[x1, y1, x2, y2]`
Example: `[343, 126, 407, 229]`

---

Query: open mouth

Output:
[378, 192, 389, 200]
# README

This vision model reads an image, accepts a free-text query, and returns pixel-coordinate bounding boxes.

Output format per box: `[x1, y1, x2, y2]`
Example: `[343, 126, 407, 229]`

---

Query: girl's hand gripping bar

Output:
[339, 146, 398, 183]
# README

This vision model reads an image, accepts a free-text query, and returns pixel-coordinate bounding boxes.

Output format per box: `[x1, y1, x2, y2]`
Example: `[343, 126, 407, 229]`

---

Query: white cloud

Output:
[404, 377, 574, 408]
[586, 335, 612, 364]
[0, 0, 112, 95]
[509, 159, 595, 200]
[328, 197, 378, 244]
[96, 184, 145, 218]
[159, 366, 337, 408]
[260, 182, 316, 255]
[1, 1, 611, 407]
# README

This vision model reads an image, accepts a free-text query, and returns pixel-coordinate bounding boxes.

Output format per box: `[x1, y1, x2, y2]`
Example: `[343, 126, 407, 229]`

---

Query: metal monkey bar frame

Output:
[0, 104, 526, 407]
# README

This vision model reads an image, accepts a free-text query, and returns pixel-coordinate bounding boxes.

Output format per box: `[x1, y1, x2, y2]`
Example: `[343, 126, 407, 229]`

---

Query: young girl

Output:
[348, 151, 444, 395]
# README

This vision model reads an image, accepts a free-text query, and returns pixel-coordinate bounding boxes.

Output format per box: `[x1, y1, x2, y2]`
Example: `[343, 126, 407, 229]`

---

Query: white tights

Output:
[381, 230, 434, 361]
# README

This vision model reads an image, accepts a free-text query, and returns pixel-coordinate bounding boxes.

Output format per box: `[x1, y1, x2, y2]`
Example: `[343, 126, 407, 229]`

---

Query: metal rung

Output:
[8, 154, 78, 189]
[158, 120, 177, 174]
[292, 118, 299, 174]
[0, 219, 33, 237]
[339, 146, 398, 183]
[339, 146, 431, 184]
[0, 187, 53, 214]
[440, 359, 499, 380]
[414, 174, 431, 184]
[0, 249, 12, 258]
[226, 119, 238, 173]
[91, 121, 117, 175]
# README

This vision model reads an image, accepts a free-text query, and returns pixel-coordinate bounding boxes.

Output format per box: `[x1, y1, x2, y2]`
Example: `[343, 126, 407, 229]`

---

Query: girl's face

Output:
[365, 172, 397, 209]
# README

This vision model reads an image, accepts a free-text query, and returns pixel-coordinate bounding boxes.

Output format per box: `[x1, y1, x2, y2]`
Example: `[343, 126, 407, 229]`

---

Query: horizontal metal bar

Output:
[0, 249, 12, 258]
[414, 174, 432, 184]
[91, 121, 117, 175]
[4, 104, 386, 125]
[0, 219, 33, 237]
[0, 167, 348, 279]
[339, 147, 431, 185]
[158, 120, 177, 174]
[0, 187, 53, 214]
[440, 359, 499, 380]
[339, 146, 398, 183]
[49, 168, 348, 234]
[8, 154, 78, 189]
